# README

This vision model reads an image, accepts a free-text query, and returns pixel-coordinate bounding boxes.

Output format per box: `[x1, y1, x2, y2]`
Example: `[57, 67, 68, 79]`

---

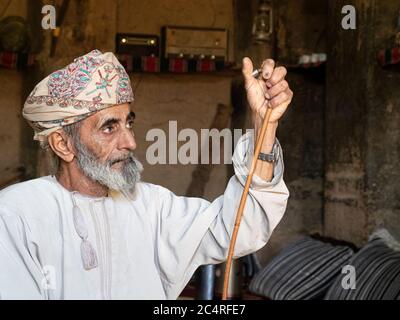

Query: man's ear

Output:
[48, 130, 75, 163]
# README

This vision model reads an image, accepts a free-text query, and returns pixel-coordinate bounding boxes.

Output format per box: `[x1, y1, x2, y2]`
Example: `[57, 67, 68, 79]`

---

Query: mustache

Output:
[108, 153, 137, 166]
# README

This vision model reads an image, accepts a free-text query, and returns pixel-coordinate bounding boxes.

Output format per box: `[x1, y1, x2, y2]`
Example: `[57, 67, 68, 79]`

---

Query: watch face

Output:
[258, 141, 279, 162]
[258, 152, 275, 162]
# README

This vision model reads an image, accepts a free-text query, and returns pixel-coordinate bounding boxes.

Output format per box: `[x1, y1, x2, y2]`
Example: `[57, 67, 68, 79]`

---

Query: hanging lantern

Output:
[395, 9, 400, 46]
[252, 0, 273, 44]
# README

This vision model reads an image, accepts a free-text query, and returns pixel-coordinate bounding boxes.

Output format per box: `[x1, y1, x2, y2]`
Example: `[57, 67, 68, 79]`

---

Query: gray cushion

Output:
[325, 229, 400, 300]
[249, 236, 354, 300]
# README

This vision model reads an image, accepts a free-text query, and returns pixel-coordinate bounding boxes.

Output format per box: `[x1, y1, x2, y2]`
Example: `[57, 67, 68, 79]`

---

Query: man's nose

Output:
[119, 129, 137, 151]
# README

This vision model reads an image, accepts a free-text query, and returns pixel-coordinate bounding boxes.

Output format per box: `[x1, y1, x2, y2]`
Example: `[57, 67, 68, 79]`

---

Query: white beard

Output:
[74, 138, 143, 192]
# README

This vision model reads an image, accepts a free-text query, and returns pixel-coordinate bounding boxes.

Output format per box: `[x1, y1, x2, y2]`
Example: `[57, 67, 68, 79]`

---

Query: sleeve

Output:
[0, 206, 46, 300]
[153, 131, 289, 299]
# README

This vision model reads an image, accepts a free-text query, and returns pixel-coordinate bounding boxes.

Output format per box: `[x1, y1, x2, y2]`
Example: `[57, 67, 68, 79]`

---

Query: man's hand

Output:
[242, 57, 293, 182]
[242, 57, 293, 127]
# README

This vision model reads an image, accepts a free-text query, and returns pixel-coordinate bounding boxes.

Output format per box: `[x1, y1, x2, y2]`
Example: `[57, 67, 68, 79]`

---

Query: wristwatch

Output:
[258, 140, 279, 163]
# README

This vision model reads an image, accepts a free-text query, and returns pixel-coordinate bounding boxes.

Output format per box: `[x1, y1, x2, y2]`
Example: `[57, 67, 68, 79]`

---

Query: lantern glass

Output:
[252, 0, 273, 44]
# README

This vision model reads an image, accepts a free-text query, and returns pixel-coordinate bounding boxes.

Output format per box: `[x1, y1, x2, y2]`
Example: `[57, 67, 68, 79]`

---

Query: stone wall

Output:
[0, 0, 28, 186]
[325, 0, 400, 245]
[367, 1, 400, 240]
[0, 70, 24, 186]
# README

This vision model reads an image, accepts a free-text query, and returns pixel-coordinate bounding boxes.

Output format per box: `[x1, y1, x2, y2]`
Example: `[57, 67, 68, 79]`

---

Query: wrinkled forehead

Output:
[83, 103, 133, 128]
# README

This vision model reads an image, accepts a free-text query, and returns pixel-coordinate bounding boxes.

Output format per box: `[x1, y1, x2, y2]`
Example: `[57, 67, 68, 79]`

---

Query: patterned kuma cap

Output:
[23, 49, 134, 142]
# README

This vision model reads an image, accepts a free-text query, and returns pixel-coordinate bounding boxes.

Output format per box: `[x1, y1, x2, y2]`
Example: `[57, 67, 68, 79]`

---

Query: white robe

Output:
[0, 133, 289, 300]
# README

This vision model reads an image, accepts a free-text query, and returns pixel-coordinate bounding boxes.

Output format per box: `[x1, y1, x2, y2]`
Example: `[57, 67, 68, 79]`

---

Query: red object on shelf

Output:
[377, 47, 400, 66]
[0, 51, 17, 68]
[168, 58, 188, 73]
[141, 55, 160, 72]
[196, 59, 216, 72]
[0, 51, 36, 69]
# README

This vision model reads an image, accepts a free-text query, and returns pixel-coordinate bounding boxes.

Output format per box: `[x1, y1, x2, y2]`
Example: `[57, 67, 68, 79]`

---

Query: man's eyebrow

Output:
[99, 117, 120, 128]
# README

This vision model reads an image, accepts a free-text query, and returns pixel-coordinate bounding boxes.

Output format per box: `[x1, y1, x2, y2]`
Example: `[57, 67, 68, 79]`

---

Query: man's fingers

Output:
[268, 88, 293, 108]
[261, 59, 275, 80]
[242, 57, 255, 86]
[266, 66, 287, 88]
[266, 80, 288, 99]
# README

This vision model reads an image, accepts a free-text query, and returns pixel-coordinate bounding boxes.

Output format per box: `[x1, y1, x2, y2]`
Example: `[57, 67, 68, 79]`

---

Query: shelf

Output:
[377, 47, 400, 67]
[127, 69, 241, 77]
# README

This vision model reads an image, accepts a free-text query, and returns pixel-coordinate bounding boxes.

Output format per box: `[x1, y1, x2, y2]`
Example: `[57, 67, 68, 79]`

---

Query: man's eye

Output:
[103, 125, 115, 133]
[126, 121, 134, 129]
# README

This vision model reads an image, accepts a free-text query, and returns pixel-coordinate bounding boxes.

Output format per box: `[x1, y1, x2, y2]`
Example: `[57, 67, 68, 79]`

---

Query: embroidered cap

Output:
[22, 49, 134, 142]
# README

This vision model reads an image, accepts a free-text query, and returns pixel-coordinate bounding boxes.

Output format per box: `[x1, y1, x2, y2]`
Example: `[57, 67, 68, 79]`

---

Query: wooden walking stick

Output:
[222, 70, 273, 300]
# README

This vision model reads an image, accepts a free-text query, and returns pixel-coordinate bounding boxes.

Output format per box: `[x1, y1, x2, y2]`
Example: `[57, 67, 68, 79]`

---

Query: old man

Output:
[0, 50, 292, 299]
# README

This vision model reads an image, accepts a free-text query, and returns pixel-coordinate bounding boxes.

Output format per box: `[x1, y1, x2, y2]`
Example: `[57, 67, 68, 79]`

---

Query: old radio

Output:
[162, 26, 228, 71]
[115, 33, 160, 72]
